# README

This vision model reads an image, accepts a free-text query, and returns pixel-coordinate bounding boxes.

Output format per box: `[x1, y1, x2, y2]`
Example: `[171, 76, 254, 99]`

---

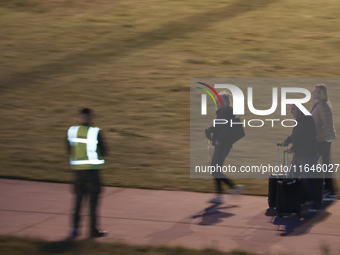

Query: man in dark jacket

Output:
[206, 106, 234, 146]
[205, 92, 243, 204]
[283, 105, 318, 157]
[282, 104, 321, 210]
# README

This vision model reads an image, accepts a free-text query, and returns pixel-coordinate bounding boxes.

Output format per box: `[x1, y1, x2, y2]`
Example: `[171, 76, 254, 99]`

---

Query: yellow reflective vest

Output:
[67, 126, 105, 170]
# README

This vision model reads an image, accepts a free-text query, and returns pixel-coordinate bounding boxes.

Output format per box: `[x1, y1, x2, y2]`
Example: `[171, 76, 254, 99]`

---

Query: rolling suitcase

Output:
[268, 144, 288, 208]
[276, 179, 302, 218]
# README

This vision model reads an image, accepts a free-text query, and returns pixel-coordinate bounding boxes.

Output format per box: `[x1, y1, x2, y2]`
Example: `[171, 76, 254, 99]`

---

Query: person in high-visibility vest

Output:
[67, 108, 107, 238]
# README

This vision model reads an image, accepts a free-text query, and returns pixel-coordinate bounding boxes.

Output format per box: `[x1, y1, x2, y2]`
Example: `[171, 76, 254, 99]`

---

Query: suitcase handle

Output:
[283, 150, 288, 166]
[277, 144, 289, 166]
[276, 144, 289, 178]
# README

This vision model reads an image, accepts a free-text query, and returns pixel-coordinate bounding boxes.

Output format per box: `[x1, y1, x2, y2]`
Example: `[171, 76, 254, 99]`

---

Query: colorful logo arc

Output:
[196, 82, 222, 107]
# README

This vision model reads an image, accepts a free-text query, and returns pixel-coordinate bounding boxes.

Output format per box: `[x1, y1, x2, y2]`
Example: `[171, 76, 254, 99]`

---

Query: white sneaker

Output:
[208, 195, 224, 204]
[232, 185, 244, 195]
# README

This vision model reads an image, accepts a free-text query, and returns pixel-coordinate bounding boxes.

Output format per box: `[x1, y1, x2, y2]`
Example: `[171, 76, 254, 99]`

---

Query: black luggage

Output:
[268, 174, 285, 208]
[268, 144, 289, 208]
[276, 179, 302, 218]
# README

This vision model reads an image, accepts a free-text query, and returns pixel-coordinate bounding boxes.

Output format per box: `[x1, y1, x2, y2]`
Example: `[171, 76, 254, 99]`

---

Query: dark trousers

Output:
[73, 169, 101, 233]
[289, 155, 322, 209]
[211, 144, 234, 194]
[318, 141, 336, 195]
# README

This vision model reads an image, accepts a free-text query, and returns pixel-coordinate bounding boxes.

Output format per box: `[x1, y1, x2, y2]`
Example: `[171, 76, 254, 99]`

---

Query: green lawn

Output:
[1, 0, 340, 195]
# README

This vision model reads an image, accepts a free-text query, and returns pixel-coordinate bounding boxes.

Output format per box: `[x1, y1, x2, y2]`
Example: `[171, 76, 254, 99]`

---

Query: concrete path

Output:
[1, 179, 340, 255]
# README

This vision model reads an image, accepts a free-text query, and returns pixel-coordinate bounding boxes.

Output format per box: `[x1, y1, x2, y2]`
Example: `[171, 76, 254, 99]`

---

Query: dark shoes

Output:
[69, 229, 107, 238]
[90, 230, 107, 238]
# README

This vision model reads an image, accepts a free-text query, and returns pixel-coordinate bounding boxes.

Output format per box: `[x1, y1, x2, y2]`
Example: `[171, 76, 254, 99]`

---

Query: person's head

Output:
[216, 91, 232, 110]
[80, 108, 92, 124]
[290, 104, 302, 119]
[312, 84, 328, 102]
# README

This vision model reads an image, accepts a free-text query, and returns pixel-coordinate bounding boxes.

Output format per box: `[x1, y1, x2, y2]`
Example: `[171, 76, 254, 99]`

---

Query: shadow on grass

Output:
[40, 237, 80, 254]
[1, 0, 279, 90]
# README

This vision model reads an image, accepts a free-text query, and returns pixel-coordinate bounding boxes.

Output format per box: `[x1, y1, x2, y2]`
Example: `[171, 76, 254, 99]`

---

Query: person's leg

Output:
[319, 142, 335, 195]
[214, 178, 222, 194]
[216, 145, 237, 191]
[72, 171, 84, 234]
[318, 141, 331, 165]
[208, 145, 232, 203]
[301, 155, 322, 209]
[302, 178, 321, 209]
[73, 194, 83, 230]
[90, 192, 98, 233]
[211, 145, 233, 193]
[89, 169, 105, 236]
[220, 177, 235, 189]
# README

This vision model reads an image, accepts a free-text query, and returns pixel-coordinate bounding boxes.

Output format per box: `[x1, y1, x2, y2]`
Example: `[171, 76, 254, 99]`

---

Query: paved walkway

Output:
[1, 179, 340, 255]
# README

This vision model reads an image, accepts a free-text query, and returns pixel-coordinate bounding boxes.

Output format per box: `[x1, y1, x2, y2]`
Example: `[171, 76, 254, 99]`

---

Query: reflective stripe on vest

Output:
[68, 126, 105, 165]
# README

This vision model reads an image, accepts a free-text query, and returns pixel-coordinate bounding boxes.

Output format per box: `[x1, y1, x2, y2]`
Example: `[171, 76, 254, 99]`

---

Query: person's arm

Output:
[290, 116, 317, 154]
[97, 131, 107, 157]
[206, 126, 214, 133]
[282, 135, 292, 146]
[289, 119, 306, 154]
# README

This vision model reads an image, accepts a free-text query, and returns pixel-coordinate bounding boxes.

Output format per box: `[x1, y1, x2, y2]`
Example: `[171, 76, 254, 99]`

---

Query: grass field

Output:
[1, 0, 340, 195]
[0, 236, 255, 255]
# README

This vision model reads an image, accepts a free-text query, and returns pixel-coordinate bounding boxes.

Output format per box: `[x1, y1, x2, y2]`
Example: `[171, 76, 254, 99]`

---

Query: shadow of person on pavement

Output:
[192, 204, 237, 226]
[268, 200, 334, 236]
[147, 204, 237, 245]
[146, 216, 195, 245]
[232, 201, 334, 253]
